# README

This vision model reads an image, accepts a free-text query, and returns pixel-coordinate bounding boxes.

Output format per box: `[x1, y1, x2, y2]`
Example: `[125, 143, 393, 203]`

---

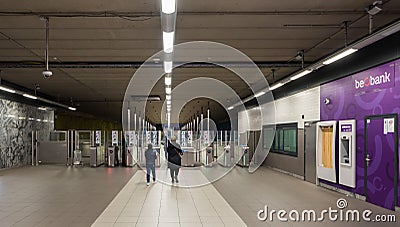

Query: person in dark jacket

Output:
[145, 143, 158, 186]
[166, 136, 183, 183]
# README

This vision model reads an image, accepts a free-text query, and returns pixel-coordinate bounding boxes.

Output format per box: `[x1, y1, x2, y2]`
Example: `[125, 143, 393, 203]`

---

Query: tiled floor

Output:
[92, 170, 246, 227]
[0, 165, 136, 227]
[0, 164, 399, 227]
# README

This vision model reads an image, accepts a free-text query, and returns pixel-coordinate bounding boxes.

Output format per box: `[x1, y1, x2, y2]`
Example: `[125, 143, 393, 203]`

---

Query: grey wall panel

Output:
[304, 122, 317, 183]
[263, 129, 305, 177]
[0, 99, 54, 169]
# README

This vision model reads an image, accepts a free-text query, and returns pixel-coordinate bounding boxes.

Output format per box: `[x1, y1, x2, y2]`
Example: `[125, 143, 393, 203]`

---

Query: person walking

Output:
[145, 143, 158, 186]
[166, 136, 183, 183]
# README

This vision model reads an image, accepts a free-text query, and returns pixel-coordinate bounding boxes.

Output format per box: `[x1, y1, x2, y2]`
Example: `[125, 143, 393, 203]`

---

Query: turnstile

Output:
[90, 146, 104, 167]
[181, 147, 195, 167]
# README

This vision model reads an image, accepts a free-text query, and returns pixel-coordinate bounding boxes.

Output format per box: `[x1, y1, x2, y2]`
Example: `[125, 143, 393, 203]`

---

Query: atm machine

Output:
[338, 120, 356, 188]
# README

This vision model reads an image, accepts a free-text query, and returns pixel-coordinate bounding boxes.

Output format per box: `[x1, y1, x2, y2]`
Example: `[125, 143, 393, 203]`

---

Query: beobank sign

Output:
[353, 63, 395, 91]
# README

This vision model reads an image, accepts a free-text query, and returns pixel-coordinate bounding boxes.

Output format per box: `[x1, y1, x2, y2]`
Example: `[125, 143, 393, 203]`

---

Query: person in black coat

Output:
[166, 136, 183, 183]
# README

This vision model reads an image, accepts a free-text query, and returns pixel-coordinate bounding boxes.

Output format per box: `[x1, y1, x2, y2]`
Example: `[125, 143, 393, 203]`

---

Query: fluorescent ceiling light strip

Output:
[269, 83, 284, 91]
[166, 95, 171, 100]
[254, 91, 266, 98]
[322, 48, 358, 65]
[164, 61, 173, 73]
[165, 87, 172, 94]
[68, 107, 76, 111]
[0, 86, 16, 93]
[290, 69, 313, 81]
[38, 107, 47, 111]
[163, 31, 174, 54]
[23, 94, 37, 100]
[161, 0, 176, 14]
[227, 106, 234, 110]
[165, 76, 172, 86]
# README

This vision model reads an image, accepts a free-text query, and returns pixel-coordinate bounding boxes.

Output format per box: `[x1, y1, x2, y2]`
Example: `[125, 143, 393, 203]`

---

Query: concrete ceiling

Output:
[0, 0, 399, 124]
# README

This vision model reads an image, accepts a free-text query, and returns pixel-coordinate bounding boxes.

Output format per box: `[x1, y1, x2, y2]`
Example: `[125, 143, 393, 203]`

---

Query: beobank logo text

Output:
[354, 72, 391, 89]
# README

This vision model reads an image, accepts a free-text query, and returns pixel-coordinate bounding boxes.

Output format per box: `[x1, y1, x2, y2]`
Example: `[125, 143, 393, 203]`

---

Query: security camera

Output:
[42, 70, 53, 78]
[324, 98, 331, 105]
[367, 1, 382, 15]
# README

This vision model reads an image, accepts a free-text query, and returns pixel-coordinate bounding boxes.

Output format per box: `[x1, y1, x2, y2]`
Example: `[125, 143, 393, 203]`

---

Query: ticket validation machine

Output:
[107, 146, 115, 167]
[338, 120, 356, 188]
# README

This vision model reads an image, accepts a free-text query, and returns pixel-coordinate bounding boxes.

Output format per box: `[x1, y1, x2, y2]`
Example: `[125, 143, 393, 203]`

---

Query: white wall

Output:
[273, 86, 320, 126]
[238, 86, 320, 131]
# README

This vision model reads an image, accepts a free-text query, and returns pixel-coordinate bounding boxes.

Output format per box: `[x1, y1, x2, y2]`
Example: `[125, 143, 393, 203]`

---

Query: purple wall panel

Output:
[320, 59, 400, 207]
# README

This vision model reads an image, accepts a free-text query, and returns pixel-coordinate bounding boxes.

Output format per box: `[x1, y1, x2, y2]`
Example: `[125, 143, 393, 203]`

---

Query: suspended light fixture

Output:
[269, 83, 284, 91]
[290, 69, 313, 81]
[164, 61, 173, 73]
[165, 76, 172, 86]
[254, 91, 266, 98]
[161, 0, 176, 14]
[23, 94, 37, 100]
[0, 85, 16, 93]
[165, 87, 172, 94]
[163, 31, 174, 53]
[322, 48, 358, 65]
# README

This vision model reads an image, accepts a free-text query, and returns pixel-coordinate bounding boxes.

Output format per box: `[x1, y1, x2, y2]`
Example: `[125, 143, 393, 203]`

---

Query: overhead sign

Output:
[95, 130, 101, 145]
[353, 63, 395, 92]
[112, 131, 118, 145]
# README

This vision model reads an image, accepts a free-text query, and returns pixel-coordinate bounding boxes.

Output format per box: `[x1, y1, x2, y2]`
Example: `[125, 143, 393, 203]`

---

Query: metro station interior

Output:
[0, 1, 400, 227]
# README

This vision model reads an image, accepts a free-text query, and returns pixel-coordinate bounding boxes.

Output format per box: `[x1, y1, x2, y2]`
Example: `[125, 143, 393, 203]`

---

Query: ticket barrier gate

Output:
[90, 146, 105, 167]
[238, 145, 250, 167]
